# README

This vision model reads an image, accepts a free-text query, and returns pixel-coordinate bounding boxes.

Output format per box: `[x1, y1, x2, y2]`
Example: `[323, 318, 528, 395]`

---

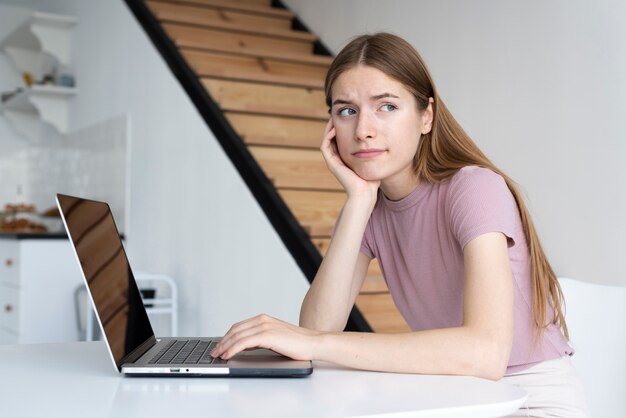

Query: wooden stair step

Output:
[147, 0, 292, 31]
[249, 146, 340, 191]
[182, 49, 325, 89]
[151, 2, 316, 43]
[155, 0, 294, 20]
[278, 189, 344, 237]
[202, 78, 328, 120]
[164, 23, 314, 56]
[230, 0, 272, 7]
[225, 113, 325, 149]
[181, 45, 333, 67]
[356, 293, 410, 333]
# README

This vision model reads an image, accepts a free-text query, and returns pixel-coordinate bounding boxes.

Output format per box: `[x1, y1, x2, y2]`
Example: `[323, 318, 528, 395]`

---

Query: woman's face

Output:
[330, 65, 432, 191]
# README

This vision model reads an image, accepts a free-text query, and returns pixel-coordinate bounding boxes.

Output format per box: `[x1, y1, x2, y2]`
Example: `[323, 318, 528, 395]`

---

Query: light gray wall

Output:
[0, 0, 309, 336]
[284, 0, 626, 286]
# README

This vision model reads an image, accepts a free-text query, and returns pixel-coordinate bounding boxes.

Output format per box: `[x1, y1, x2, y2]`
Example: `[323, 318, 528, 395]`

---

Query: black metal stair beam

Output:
[123, 0, 371, 332]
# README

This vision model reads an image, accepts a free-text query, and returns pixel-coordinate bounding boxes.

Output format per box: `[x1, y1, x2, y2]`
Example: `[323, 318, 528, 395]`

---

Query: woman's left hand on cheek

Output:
[210, 314, 323, 361]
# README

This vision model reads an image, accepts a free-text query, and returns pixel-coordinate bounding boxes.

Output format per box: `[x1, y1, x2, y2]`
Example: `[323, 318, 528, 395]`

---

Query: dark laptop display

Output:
[58, 194, 154, 367]
[57, 194, 312, 377]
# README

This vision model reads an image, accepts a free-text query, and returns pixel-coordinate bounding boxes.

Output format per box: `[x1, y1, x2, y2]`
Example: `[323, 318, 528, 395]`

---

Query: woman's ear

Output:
[421, 97, 434, 134]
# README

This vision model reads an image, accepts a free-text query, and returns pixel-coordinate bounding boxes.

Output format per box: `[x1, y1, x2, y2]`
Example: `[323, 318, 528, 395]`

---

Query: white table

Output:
[0, 342, 526, 417]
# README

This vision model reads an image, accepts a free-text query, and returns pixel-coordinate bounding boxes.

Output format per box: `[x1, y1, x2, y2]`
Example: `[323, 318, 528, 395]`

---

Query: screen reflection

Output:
[58, 195, 154, 366]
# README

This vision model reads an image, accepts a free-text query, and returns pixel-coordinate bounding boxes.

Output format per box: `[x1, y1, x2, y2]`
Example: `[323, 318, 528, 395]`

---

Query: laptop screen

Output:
[57, 194, 154, 368]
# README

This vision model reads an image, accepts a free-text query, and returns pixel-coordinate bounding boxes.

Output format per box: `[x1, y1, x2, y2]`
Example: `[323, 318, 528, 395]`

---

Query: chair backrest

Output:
[558, 277, 626, 417]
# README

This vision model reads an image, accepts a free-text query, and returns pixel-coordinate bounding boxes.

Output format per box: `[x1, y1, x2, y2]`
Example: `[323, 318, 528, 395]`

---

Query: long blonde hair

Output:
[325, 33, 568, 339]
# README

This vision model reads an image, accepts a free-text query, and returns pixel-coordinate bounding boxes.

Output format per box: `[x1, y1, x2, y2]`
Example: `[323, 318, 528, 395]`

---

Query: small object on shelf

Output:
[55, 65, 75, 87]
[41, 74, 55, 85]
[22, 72, 33, 87]
[56, 72, 75, 87]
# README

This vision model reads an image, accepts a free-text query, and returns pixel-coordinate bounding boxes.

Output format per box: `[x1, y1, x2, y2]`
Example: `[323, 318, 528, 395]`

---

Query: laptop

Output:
[56, 193, 313, 377]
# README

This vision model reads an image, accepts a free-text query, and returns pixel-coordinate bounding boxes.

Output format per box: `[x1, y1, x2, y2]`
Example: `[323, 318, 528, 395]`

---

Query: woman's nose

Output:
[355, 111, 376, 141]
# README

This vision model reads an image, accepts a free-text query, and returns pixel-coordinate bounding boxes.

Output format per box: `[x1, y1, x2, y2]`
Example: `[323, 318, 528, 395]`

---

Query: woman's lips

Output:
[352, 149, 386, 159]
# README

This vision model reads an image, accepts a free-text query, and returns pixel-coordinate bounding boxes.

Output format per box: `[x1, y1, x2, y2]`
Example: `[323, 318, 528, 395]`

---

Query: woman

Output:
[212, 33, 589, 417]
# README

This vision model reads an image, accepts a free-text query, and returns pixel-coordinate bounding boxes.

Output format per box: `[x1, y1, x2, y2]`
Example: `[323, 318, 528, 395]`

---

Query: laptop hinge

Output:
[117, 336, 158, 369]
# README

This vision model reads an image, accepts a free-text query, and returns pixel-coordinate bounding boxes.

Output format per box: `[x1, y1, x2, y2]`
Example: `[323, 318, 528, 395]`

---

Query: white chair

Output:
[558, 277, 626, 417]
[79, 272, 178, 341]
[134, 272, 178, 337]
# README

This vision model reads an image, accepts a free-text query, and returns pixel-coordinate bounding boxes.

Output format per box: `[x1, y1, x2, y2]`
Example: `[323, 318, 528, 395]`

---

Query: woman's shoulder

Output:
[448, 165, 507, 192]
[445, 166, 520, 247]
[454, 165, 503, 180]
[444, 166, 514, 211]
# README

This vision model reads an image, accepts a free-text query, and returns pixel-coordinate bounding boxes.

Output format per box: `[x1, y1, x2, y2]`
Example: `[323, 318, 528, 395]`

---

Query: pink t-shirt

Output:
[358, 166, 573, 373]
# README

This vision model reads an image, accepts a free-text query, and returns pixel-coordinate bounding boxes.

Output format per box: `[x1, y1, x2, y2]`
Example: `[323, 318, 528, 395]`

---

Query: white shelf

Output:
[0, 85, 78, 139]
[1, 12, 77, 76]
[0, 11, 77, 140]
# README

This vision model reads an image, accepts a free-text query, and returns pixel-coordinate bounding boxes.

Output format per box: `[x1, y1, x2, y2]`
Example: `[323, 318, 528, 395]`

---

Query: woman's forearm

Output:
[300, 197, 375, 331]
[314, 327, 511, 381]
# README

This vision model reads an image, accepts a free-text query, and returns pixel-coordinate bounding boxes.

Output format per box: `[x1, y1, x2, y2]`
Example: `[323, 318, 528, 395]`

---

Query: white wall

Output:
[284, 0, 626, 286]
[0, 5, 60, 207]
[0, 0, 309, 336]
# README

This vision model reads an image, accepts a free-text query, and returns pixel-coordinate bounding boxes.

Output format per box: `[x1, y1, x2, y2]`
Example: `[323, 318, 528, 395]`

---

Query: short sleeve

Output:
[447, 167, 519, 249]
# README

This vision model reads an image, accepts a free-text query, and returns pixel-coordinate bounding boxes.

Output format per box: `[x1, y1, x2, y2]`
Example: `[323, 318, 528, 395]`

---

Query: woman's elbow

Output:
[477, 359, 508, 381]
[470, 338, 511, 381]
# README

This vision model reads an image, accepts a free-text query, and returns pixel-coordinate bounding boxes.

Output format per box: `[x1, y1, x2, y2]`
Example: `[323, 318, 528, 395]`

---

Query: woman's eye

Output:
[380, 104, 397, 112]
[338, 108, 356, 117]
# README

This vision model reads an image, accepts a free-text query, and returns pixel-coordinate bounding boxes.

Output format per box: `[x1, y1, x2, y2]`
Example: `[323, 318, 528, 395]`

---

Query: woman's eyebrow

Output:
[331, 98, 352, 107]
[371, 92, 400, 101]
[332, 93, 400, 107]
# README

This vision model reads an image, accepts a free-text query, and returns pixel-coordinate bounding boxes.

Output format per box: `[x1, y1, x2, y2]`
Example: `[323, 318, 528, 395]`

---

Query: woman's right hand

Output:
[320, 119, 380, 202]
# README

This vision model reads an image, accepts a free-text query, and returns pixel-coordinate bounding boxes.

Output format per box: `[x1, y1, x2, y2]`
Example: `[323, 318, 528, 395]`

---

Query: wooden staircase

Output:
[130, 0, 409, 333]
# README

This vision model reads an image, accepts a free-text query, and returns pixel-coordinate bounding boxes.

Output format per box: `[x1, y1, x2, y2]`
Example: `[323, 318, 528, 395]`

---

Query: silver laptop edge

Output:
[56, 194, 312, 377]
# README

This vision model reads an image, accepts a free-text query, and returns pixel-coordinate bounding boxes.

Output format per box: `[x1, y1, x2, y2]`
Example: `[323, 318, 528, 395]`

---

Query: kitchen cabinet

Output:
[0, 11, 77, 140]
[0, 235, 83, 344]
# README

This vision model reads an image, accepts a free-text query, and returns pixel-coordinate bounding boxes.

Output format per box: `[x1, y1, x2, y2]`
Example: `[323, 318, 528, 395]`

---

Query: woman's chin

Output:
[343, 159, 385, 182]
[351, 168, 383, 182]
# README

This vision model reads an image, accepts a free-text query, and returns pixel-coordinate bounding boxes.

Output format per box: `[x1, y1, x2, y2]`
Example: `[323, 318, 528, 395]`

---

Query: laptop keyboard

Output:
[148, 340, 227, 365]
